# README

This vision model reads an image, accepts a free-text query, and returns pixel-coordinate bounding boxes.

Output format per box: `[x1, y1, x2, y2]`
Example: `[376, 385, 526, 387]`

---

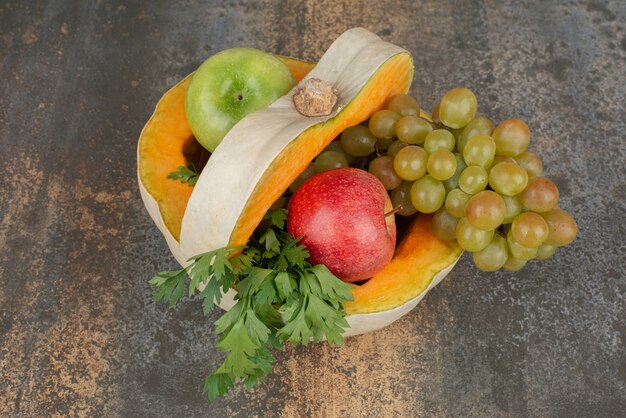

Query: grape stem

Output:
[384, 205, 403, 217]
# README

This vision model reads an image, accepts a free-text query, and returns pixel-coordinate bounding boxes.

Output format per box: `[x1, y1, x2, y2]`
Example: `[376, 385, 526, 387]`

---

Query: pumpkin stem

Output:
[384, 205, 402, 217]
[293, 78, 338, 117]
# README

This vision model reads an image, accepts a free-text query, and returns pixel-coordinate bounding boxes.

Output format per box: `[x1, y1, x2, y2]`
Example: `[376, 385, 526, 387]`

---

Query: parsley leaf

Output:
[190, 248, 238, 314]
[231, 251, 255, 273]
[259, 229, 280, 257]
[149, 269, 187, 308]
[305, 293, 350, 346]
[215, 308, 270, 376]
[277, 292, 314, 344]
[309, 264, 355, 307]
[148, 208, 354, 402]
[255, 278, 278, 306]
[277, 269, 353, 346]
[167, 163, 199, 186]
[274, 271, 295, 300]
[148, 247, 238, 316]
[264, 208, 287, 229]
[203, 373, 235, 401]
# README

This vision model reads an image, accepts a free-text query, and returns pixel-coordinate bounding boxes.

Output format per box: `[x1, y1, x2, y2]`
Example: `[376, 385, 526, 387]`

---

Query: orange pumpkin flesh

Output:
[138, 56, 461, 315]
[347, 214, 461, 314]
[137, 75, 194, 240]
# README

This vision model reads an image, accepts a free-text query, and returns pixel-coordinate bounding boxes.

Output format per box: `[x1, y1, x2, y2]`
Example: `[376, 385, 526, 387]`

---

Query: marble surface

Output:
[1, 0, 625, 416]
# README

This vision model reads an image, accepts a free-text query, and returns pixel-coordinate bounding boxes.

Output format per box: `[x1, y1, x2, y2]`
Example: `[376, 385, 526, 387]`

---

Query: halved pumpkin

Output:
[138, 28, 462, 337]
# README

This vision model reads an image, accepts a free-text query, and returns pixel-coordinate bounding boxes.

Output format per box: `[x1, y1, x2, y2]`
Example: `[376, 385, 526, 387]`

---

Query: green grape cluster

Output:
[288, 90, 578, 273]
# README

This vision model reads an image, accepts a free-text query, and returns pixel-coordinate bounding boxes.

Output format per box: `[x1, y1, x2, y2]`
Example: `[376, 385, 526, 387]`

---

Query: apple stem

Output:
[384, 205, 402, 217]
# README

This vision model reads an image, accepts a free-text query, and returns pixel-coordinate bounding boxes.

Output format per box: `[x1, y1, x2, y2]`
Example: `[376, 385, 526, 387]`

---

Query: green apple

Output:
[185, 48, 295, 152]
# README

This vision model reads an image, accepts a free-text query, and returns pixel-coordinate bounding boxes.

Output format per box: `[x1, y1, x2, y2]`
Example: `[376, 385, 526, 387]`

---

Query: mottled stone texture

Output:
[0, 0, 624, 417]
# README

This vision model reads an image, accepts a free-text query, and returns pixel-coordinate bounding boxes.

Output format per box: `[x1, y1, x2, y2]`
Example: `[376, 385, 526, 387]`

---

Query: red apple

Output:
[287, 167, 396, 282]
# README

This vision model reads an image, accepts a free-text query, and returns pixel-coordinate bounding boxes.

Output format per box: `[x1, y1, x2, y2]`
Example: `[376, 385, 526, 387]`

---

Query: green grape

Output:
[491, 155, 516, 167]
[473, 235, 508, 272]
[315, 151, 348, 172]
[387, 140, 408, 157]
[386, 94, 420, 117]
[520, 176, 559, 212]
[465, 190, 506, 230]
[535, 244, 557, 260]
[514, 151, 543, 177]
[458, 166, 488, 194]
[324, 141, 355, 163]
[323, 140, 343, 153]
[394, 145, 428, 181]
[369, 110, 401, 139]
[424, 129, 456, 153]
[540, 208, 578, 246]
[455, 217, 494, 252]
[442, 153, 467, 192]
[351, 157, 371, 171]
[427, 149, 457, 181]
[390, 181, 418, 216]
[289, 163, 317, 192]
[340, 125, 378, 157]
[376, 137, 394, 152]
[432, 207, 459, 241]
[431, 102, 441, 123]
[396, 116, 433, 144]
[488, 161, 529, 196]
[462, 134, 496, 168]
[451, 127, 464, 141]
[458, 116, 494, 153]
[506, 230, 538, 260]
[503, 254, 527, 272]
[410, 175, 446, 213]
[369, 155, 402, 190]
[501, 194, 523, 224]
[445, 188, 472, 218]
[511, 212, 549, 247]
[493, 118, 530, 157]
[439, 87, 477, 129]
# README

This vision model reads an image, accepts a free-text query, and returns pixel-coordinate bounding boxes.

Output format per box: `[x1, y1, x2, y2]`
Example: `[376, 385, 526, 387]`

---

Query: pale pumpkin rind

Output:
[138, 28, 462, 336]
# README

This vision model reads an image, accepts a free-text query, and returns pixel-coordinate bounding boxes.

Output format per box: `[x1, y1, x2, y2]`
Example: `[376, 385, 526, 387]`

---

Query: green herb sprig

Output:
[149, 208, 354, 400]
[166, 163, 199, 186]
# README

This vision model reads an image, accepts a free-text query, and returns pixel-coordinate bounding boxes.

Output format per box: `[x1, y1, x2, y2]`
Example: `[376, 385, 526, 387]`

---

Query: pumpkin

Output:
[138, 28, 462, 337]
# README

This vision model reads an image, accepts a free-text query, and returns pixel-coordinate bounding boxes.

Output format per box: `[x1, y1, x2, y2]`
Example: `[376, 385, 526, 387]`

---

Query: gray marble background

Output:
[1, 0, 625, 416]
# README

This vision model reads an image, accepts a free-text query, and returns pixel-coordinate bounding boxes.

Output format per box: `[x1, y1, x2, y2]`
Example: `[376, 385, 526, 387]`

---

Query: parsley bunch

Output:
[149, 208, 354, 400]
